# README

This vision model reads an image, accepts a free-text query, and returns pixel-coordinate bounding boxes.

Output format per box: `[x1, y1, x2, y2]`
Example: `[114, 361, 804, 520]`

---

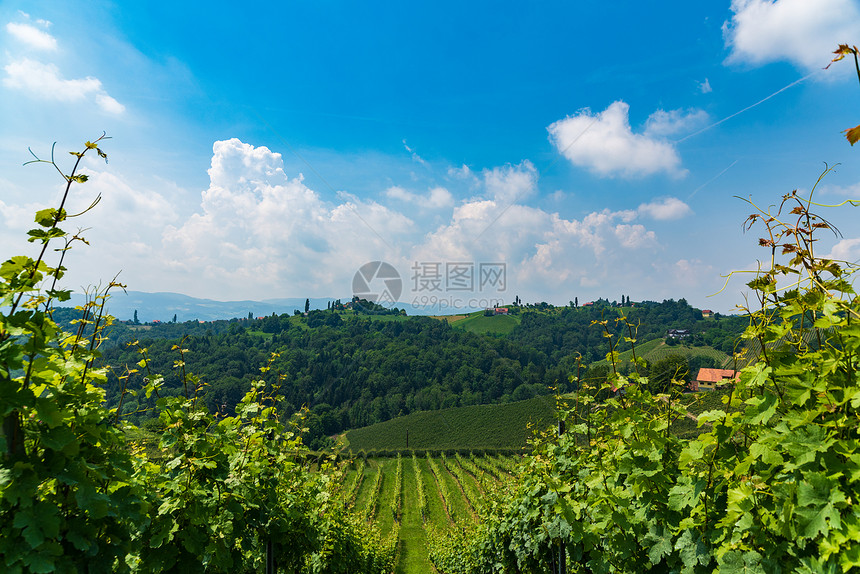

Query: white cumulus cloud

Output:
[820, 181, 860, 196]
[3, 58, 125, 114]
[482, 161, 537, 203]
[825, 238, 860, 262]
[645, 109, 709, 137]
[162, 139, 413, 299]
[664, 259, 717, 289]
[6, 21, 57, 51]
[724, 0, 860, 72]
[547, 101, 687, 179]
[614, 224, 658, 249]
[385, 185, 454, 209]
[637, 197, 693, 220]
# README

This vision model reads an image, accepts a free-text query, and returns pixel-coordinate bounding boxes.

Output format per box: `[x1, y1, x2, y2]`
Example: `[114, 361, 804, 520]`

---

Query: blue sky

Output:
[1, 0, 860, 314]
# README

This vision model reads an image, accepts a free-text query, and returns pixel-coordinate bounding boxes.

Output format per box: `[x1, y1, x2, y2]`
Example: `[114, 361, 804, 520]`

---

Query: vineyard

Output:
[338, 453, 519, 573]
[343, 394, 559, 452]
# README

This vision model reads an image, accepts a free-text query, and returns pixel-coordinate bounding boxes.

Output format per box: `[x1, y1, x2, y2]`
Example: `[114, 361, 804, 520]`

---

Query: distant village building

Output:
[667, 329, 691, 339]
[494, 307, 509, 315]
[688, 368, 739, 392]
[702, 309, 714, 319]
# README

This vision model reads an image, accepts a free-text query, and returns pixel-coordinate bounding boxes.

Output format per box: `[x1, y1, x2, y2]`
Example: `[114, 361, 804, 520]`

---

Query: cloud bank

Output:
[150, 140, 676, 302]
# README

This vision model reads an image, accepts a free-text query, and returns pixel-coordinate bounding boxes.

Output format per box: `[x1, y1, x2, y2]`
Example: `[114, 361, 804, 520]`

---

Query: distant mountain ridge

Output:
[67, 290, 333, 323]
[65, 291, 484, 323]
[65, 290, 453, 322]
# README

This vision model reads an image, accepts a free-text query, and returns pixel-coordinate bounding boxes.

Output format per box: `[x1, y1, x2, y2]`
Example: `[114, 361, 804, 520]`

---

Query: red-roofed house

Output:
[689, 368, 739, 392]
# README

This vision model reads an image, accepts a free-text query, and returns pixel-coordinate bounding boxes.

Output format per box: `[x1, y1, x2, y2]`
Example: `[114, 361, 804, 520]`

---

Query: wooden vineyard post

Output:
[266, 537, 275, 574]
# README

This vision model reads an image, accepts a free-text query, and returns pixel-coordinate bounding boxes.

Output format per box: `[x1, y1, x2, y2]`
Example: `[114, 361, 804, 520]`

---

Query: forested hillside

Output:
[507, 298, 746, 362]
[75, 300, 748, 447]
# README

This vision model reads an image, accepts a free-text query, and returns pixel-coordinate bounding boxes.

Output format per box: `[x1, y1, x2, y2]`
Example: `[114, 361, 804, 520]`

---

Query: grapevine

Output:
[468, 452, 504, 482]
[344, 457, 366, 510]
[392, 453, 403, 523]
[430, 174, 860, 573]
[363, 461, 385, 523]
[412, 452, 429, 522]
[426, 453, 456, 524]
[441, 453, 480, 519]
[455, 453, 489, 492]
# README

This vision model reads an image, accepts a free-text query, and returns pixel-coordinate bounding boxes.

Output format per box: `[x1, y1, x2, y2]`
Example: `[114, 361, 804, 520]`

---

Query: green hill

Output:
[343, 394, 559, 453]
[592, 339, 731, 369]
[343, 385, 734, 454]
[449, 312, 521, 335]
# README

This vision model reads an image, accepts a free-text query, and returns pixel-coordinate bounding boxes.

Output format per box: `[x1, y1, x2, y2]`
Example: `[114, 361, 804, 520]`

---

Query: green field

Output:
[449, 312, 521, 335]
[343, 394, 559, 453]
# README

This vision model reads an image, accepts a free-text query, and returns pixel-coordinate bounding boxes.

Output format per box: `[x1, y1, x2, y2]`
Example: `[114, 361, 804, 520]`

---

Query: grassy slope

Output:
[432, 314, 467, 324]
[344, 394, 559, 453]
[396, 461, 434, 573]
[375, 458, 397, 536]
[449, 312, 521, 335]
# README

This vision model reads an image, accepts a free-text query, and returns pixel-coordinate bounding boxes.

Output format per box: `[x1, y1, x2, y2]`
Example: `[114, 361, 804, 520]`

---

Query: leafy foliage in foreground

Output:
[0, 139, 392, 573]
[430, 181, 860, 572]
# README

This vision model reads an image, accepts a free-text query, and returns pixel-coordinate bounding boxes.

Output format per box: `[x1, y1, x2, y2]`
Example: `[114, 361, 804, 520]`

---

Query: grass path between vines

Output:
[396, 460, 435, 573]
